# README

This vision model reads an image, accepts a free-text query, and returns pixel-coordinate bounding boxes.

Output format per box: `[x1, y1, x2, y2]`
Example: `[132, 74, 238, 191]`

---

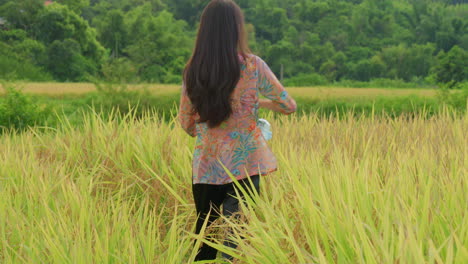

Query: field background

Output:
[0, 83, 439, 98]
[1, 0, 467, 262]
[0, 82, 467, 264]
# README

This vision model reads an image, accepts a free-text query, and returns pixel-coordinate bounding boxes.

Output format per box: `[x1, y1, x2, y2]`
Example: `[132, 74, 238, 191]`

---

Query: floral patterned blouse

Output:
[178, 54, 297, 185]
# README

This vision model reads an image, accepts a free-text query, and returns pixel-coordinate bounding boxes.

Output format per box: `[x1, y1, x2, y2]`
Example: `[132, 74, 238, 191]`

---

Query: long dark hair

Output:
[183, 0, 250, 129]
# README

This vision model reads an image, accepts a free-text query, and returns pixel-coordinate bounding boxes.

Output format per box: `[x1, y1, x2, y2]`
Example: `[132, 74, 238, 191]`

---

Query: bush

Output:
[431, 46, 468, 89]
[0, 84, 52, 133]
[101, 58, 138, 83]
[334, 78, 433, 89]
[84, 82, 178, 121]
[283, 73, 329, 86]
[289, 95, 440, 119]
[0, 48, 52, 81]
[367, 78, 418, 88]
[437, 82, 468, 110]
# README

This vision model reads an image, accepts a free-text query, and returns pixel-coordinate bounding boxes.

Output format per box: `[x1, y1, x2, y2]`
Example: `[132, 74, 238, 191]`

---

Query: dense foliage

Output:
[0, 0, 467, 85]
[0, 85, 52, 133]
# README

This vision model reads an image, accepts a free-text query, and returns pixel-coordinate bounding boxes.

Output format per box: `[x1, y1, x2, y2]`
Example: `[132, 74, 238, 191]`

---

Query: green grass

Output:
[35, 92, 465, 124]
[1, 82, 466, 133]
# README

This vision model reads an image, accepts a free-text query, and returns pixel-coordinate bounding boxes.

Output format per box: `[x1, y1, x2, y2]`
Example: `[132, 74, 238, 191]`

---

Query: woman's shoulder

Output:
[240, 53, 262, 70]
[244, 54, 270, 71]
[238, 53, 258, 75]
[243, 53, 261, 63]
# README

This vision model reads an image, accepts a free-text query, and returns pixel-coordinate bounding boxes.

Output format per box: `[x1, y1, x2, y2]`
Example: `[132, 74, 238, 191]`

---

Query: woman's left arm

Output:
[178, 84, 197, 137]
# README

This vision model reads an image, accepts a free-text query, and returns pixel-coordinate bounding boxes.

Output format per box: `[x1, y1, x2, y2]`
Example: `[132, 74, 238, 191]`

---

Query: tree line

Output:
[0, 0, 466, 86]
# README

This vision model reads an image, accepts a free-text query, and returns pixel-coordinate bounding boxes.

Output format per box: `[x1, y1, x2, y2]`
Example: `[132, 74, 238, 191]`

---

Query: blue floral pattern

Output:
[280, 91, 288, 100]
[230, 131, 240, 139]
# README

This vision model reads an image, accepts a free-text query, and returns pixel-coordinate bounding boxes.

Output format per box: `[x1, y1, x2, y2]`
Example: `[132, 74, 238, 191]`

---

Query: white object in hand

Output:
[257, 118, 272, 141]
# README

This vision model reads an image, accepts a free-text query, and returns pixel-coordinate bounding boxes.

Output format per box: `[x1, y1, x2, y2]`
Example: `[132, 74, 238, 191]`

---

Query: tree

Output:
[55, 0, 90, 14]
[0, 29, 50, 81]
[1, 0, 467, 83]
[98, 10, 127, 58]
[0, 0, 43, 32]
[163, 0, 206, 27]
[432, 46, 468, 88]
[125, 7, 192, 82]
[35, 3, 105, 77]
[250, 5, 289, 43]
[47, 38, 95, 81]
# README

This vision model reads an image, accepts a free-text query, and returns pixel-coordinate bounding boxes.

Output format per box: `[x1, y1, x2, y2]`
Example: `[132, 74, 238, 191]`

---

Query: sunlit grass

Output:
[0, 83, 180, 96]
[287, 86, 437, 99]
[0, 82, 438, 99]
[0, 108, 466, 263]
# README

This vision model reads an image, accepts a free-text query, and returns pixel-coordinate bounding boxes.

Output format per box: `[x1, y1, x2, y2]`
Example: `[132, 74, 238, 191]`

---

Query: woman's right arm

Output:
[259, 98, 294, 115]
[256, 56, 297, 115]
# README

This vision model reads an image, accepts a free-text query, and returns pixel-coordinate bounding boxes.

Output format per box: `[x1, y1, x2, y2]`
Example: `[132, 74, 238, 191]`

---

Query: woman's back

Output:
[179, 54, 297, 184]
[179, 1, 296, 261]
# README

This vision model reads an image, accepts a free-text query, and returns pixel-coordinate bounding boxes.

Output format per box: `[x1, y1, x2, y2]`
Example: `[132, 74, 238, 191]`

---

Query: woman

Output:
[178, 0, 297, 261]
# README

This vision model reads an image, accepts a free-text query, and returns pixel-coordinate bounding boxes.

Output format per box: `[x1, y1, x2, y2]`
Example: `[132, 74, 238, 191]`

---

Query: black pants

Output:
[192, 175, 260, 261]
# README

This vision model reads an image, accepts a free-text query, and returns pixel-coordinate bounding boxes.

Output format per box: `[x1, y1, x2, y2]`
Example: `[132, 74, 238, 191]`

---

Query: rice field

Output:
[0, 82, 438, 99]
[1, 108, 466, 263]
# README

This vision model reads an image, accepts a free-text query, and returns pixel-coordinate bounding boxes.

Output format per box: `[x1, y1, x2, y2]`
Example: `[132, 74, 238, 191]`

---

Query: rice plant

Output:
[0, 107, 466, 263]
